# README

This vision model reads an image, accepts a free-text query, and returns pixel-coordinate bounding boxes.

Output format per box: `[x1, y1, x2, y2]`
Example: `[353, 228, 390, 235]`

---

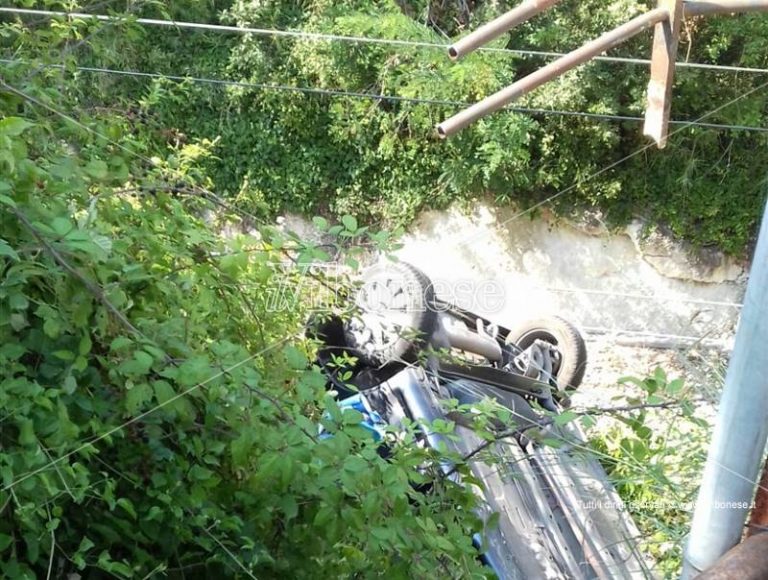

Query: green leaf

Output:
[18, 419, 36, 446]
[85, 159, 109, 179]
[79, 334, 92, 355]
[345, 256, 360, 270]
[580, 414, 597, 429]
[8, 292, 28, 311]
[283, 345, 308, 370]
[539, 437, 563, 449]
[0, 194, 16, 209]
[153, 380, 176, 405]
[110, 337, 133, 351]
[230, 431, 254, 467]
[50, 217, 73, 237]
[63, 375, 77, 395]
[176, 356, 210, 387]
[617, 376, 644, 387]
[189, 464, 213, 481]
[0, 534, 13, 552]
[312, 216, 329, 230]
[343, 455, 368, 474]
[279, 495, 298, 521]
[313, 505, 334, 527]
[118, 351, 154, 376]
[43, 317, 61, 339]
[553, 410, 578, 426]
[24, 532, 39, 564]
[341, 215, 358, 232]
[0, 240, 19, 260]
[0, 117, 33, 137]
[116, 498, 137, 520]
[342, 409, 364, 425]
[52, 350, 75, 361]
[125, 383, 152, 414]
[666, 378, 684, 394]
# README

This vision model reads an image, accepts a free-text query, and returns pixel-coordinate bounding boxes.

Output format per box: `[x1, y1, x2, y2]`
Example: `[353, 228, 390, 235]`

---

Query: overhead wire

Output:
[3, 31, 760, 536]
[3, 7, 768, 75]
[3, 8, 760, 325]
[3, 51, 755, 346]
[1, 58, 767, 133]
[2, 9, 757, 336]
[537, 285, 743, 308]
[2, 1, 140, 84]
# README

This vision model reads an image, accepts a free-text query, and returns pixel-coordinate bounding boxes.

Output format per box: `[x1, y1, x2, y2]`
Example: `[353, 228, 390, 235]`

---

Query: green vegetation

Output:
[589, 368, 711, 577]
[9, 0, 764, 253]
[0, 15, 490, 577]
[0, 2, 745, 578]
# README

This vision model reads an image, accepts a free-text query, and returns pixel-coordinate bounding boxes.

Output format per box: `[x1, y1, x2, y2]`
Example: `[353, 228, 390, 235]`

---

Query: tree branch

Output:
[12, 207, 145, 339]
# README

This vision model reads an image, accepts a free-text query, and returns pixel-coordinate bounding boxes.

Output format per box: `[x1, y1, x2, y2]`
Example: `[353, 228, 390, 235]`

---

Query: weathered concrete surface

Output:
[392, 203, 745, 347]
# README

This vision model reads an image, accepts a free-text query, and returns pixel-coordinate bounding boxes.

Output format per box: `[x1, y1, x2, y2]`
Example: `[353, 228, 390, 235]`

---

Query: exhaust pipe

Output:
[447, 0, 563, 61]
[439, 313, 503, 362]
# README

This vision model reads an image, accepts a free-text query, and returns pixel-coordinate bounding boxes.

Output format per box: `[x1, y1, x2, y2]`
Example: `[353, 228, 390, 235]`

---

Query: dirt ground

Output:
[573, 337, 726, 408]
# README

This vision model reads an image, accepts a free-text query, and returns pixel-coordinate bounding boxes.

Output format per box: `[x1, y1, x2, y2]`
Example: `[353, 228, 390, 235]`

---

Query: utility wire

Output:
[2, 59, 767, 133]
[583, 326, 730, 344]
[1, 74, 753, 509]
[1, 56, 757, 333]
[538, 286, 743, 308]
[3, 7, 768, 76]
[4, 0, 139, 86]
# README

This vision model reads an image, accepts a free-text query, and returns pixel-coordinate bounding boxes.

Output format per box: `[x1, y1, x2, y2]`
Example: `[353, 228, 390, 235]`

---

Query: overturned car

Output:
[309, 261, 653, 579]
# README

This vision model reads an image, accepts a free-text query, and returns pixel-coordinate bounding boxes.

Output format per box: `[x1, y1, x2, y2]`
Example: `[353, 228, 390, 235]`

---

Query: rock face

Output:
[393, 203, 745, 347]
[625, 221, 745, 284]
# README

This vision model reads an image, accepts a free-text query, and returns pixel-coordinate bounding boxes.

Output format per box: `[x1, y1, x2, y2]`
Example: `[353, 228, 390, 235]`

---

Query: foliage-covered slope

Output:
[0, 4, 726, 577]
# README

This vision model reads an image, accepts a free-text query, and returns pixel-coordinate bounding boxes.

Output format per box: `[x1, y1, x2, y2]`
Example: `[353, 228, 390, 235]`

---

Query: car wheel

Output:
[506, 316, 587, 391]
[345, 261, 437, 367]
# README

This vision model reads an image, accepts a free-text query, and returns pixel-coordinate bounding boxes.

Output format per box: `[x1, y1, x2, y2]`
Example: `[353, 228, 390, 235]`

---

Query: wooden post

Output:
[644, 0, 683, 148]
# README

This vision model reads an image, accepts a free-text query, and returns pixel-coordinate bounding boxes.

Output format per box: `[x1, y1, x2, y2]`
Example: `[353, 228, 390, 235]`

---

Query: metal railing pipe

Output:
[448, 0, 562, 60]
[682, 199, 768, 578]
[437, 8, 668, 138]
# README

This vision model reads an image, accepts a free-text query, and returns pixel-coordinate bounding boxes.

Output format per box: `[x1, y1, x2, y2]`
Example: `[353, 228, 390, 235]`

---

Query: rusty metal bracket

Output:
[438, 0, 768, 143]
[438, 8, 667, 138]
[644, 0, 683, 148]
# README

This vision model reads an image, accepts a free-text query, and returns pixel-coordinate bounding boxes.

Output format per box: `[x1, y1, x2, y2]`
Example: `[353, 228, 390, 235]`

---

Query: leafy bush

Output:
[0, 48, 492, 577]
[585, 368, 711, 578]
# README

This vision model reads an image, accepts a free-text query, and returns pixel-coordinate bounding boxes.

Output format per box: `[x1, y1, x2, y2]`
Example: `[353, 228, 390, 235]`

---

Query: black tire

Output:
[506, 316, 587, 391]
[305, 313, 346, 347]
[345, 262, 437, 367]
